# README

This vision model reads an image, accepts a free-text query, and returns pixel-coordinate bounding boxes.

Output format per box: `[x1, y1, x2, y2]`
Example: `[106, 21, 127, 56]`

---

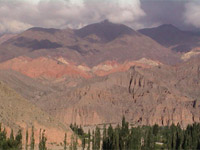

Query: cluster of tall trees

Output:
[0, 124, 22, 150]
[0, 124, 47, 150]
[2, 118, 200, 150]
[71, 116, 200, 150]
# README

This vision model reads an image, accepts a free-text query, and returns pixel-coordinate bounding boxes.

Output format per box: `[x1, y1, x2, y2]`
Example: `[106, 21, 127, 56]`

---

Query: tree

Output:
[73, 135, 78, 150]
[107, 124, 114, 149]
[39, 130, 47, 150]
[143, 127, 155, 150]
[69, 134, 77, 150]
[121, 116, 129, 150]
[64, 133, 67, 150]
[153, 124, 159, 136]
[94, 127, 101, 150]
[0, 127, 7, 149]
[128, 127, 141, 150]
[15, 129, 22, 150]
[176, 124, 183, 150]
[26, 129, 29, 150]
[30, 126, 35, 150]
[82, 135, 86, 150]
[87, 130, 91, 150]
[10, 129, 14, 142]
[92, 131, 95, 150]
[114, 125, 120, 150]
[69, 135, 74, 150]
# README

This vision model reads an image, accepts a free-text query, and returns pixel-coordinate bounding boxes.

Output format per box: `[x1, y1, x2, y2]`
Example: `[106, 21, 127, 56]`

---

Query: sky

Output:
[0, 0, 200, 33]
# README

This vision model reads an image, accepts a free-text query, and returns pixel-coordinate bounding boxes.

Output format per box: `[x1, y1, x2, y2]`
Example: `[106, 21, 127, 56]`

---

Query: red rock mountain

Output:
[2, 57, 199, 128]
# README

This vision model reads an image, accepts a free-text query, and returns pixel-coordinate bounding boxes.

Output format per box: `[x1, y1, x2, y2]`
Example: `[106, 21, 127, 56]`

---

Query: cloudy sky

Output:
[0, 0, 200, 33]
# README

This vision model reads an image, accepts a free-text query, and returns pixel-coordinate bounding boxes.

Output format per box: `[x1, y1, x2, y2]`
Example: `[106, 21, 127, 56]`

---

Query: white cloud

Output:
[0, 0, 145, 33]
[184, 1, 200, 28]
[0, 19, 32, 33]
[107, 0, 145, 23]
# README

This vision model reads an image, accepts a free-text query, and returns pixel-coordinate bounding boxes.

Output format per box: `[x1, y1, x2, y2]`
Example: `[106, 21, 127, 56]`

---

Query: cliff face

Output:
[1, 56, 199, 128]
[35, 64, 200, 128]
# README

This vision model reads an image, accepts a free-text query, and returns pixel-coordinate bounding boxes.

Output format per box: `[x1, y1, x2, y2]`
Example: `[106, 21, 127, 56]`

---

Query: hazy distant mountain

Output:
[139, 24, 200, 52]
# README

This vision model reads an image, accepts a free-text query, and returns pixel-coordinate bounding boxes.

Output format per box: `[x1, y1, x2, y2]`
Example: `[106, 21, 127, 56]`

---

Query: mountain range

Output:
[139, 24, 200, 52]
[0, 20, 200, 147]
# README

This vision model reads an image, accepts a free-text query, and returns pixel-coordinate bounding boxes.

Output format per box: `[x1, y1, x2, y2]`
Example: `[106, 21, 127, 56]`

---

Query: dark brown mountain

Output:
[28, 27, 61, 34]
[139, 24, 200, 52]
[75, 20, 138, 42]
[0, 21, 180, 66]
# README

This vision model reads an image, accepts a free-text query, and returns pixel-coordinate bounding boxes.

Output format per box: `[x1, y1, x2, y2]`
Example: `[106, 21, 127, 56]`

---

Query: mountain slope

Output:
[0, 21, 181, 66]
[75, 20, 138, 42]
[29, 63, 200, 128]
[139, 24, 200, 52]
[0, 80, 73, 146]
[0, 33, 16, 44]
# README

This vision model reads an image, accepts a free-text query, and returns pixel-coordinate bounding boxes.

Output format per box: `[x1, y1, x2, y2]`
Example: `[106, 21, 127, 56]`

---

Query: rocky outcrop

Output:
[34, 64, 200, 128]
[0, 56, 91, 79]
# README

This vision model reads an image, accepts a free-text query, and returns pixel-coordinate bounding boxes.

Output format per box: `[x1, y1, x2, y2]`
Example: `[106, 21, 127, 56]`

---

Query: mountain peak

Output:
[100, 19, 110, 24]
[27, 27, 60, 34]
[75, 20, 137, 42]
[157, 24, 180, 31]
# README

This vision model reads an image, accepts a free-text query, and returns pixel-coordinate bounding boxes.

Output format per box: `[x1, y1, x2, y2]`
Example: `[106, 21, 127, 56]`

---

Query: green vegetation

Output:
[0, 124, 22, 150]
[2, 117, 200, 150]
[0, 124, 49, 150]
[39, 129, 47, 150]
[30, 126, 35, 150]
[25, 129, 28, 150]
[64, 133, 67, 150]
[71, 116, 200, 150]
[69, 134, 78, 150]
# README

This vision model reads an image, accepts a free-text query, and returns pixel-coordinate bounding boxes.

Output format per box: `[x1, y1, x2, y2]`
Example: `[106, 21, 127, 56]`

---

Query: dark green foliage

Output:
[30, 126, 35, 150]
[152, 124, 159, 136]
[64, 133, 67, 150]
[70, 123, 84, 137]
[39, 130, 47, 150]
[0, 125, 23, 150]
[25, 129, 28, 150]
[70, 123, 91, 150]
[92, 130, 95, 150]
[82, 136, 86, 150]
[70, 117, 200, 150]
[15, 129, 22, 150]
[94, 127, 101, 150]
[69, 134, 78, 150]
[87, 130, 91, 150]
[9, 129, 14, 142]
[127, 127, 141, 150]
